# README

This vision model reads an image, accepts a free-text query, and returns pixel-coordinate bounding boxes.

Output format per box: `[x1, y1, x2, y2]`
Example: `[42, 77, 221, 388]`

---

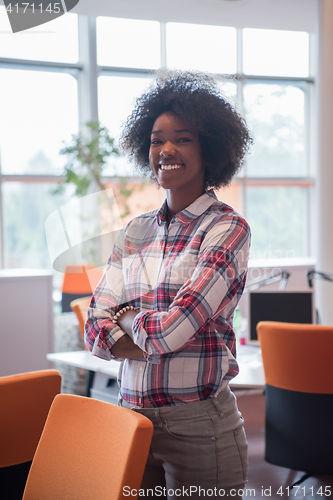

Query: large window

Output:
[166, 23, 237, 74]
[0, 9, 79, 63]
[0, 7, 315, 274]
[0, 69, 78, 175]
[97, 74, 152, 175]
[243, 83, 308, 178]
[3, 182, 73, 268]
[96, 17, 160, 69]
[242, 28, 309, 77]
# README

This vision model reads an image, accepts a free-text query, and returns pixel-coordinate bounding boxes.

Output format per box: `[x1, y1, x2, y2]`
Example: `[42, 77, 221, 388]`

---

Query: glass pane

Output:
[243, 28, 309, 77]
[166, 23, 237, 74]
[97, 17, 160, 69]
[3, 182, 74, 269]
[219, 80, 238, 109]
[244, 83, 306, 177]
[0, 8, 78, 63]
[98, 75, 152, 175]
[246, 186, 309, 260]
[0, 69, 78, 174]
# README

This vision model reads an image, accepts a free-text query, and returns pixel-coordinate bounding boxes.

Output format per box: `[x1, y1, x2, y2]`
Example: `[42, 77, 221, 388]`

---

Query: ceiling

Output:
[0, 0, 318, 32]
[69, 0, 318, 32]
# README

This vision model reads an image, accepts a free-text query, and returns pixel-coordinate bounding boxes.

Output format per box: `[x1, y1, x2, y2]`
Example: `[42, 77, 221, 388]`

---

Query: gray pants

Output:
[119, 386, 248, 499]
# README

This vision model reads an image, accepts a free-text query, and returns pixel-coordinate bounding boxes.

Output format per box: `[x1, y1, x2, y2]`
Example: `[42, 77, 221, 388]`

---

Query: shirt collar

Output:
[156, 189, 218, 226]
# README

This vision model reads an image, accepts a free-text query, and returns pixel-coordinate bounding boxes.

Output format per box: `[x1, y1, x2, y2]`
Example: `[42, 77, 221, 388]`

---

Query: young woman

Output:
[85, 70, 252, 499]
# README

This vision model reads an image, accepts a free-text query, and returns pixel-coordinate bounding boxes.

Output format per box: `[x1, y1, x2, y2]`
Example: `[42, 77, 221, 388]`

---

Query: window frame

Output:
[0, 16, 316, 268]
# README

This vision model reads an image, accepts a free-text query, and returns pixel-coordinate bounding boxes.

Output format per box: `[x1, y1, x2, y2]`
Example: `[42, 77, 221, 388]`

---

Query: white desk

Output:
[231, 345, 265, 389]
[47, 351, 120, 403]
[47, 344, 265, 403]
[47, 351, 119, 377]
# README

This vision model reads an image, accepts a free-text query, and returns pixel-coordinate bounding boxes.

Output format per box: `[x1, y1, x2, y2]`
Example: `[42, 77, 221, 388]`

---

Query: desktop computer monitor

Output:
[248, 290, 315, 344]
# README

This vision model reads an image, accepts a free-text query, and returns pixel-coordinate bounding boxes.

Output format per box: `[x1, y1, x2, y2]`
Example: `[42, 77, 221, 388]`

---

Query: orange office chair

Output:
[70, 295, 92, 346]
[70, 295, 95, 396]
[22, 394, 154, 500]
[257, 321, 333, 483]
[0, 370, 62, 498]
[62, 265, 103, 312]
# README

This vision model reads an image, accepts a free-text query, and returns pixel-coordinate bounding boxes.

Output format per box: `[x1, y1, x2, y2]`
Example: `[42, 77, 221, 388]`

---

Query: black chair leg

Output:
[0, 461, 32, 500]
[86, 370, 95, 397]
[291, 473, 312, 487]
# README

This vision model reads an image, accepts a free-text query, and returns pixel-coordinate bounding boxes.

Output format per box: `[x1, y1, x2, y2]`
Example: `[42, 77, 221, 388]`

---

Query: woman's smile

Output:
[159, 163, 183, 171]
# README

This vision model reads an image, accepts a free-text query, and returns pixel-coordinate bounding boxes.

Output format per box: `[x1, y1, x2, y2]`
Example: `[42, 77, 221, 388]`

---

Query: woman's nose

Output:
[159, 143, 176, 157]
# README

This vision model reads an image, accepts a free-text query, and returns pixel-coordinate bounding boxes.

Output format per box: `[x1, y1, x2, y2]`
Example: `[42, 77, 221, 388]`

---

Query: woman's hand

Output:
[117, 309, 138, 339]
[111, 309, 144, 359]
[112, 280, 191, 359]
[111, 334, 144, 359]
[169, 280, 191, 309]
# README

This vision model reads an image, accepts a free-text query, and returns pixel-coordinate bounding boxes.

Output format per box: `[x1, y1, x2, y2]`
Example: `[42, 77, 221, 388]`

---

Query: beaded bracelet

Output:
[112, 305, 138, 324]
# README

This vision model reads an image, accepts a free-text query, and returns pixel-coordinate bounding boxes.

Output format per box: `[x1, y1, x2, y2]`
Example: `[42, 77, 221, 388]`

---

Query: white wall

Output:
[315, 0, 333, 325]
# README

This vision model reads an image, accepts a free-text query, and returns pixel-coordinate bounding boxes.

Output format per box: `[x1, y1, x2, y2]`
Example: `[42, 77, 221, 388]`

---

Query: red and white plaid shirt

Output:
[85, 190, 250, 407]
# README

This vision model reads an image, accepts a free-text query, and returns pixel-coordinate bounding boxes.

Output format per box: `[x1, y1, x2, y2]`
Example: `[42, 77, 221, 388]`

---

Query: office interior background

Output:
[0, 0, 332, 330]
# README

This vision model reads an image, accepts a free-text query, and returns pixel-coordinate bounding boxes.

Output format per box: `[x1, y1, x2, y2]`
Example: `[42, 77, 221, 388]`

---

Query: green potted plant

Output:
[54, 120, 120, 196]
[52, 121, 141, 269]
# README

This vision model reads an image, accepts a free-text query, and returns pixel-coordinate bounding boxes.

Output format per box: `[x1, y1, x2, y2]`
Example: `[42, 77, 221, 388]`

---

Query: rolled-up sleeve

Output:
[84, 232, 128, 361]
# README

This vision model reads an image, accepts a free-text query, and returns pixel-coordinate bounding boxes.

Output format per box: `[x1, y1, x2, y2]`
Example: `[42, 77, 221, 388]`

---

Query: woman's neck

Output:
[165, 187, 206, 223]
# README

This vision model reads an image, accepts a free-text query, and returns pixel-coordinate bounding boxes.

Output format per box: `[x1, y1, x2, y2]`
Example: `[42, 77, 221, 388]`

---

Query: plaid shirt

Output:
[85, 190, 250, 408]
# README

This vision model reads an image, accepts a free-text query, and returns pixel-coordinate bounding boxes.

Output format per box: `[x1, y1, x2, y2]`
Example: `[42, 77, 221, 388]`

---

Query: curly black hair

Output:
[120, 70, 252, 189]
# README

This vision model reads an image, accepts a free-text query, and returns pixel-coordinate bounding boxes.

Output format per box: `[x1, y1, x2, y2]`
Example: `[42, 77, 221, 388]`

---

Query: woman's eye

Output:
[179, 137, 191, 143]
[151, 139, 162, 145]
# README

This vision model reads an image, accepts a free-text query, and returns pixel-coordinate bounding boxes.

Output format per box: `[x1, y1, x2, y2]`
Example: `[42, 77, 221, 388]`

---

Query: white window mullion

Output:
[236, 27, 243, 76]
[78, 15, 98, 128]
[160, 22, 167, 68]
[236, 28, 247, 219]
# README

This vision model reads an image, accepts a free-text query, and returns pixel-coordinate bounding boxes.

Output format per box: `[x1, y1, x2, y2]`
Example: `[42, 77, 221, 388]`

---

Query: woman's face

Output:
[149, 112, 205, 194]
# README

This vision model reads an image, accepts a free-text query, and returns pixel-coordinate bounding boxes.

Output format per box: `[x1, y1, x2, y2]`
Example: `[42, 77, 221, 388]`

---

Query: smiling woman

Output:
[85, 70, 253, 498]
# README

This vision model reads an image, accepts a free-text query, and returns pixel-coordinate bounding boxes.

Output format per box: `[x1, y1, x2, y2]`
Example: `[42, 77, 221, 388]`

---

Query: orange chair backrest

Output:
[0, 370, 61, 467]
[22, 394, 154, 500]
[70, 295, 92, 345]
[62, 265, 103, 295]
[257, 321, 333, 394]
